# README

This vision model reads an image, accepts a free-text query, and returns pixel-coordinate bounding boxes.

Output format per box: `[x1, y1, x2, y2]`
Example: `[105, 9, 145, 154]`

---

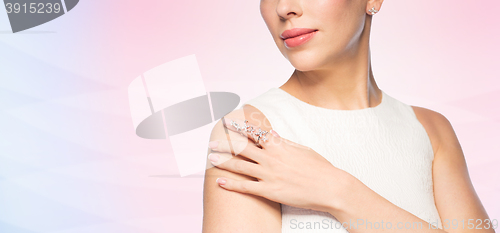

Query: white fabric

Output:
[242, 87, 442, 232]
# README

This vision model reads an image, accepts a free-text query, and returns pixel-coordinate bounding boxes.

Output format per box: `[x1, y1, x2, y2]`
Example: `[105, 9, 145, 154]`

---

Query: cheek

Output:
[313, 0, 364, 41]
[312, 0, 351, 23]
[260, 3, 281, 40]
[260, 1, 275, 23]
[260, 4, 272, 27]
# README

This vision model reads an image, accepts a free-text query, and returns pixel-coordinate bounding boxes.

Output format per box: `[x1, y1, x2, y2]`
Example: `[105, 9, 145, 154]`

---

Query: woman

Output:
[202, 0, 494, 232]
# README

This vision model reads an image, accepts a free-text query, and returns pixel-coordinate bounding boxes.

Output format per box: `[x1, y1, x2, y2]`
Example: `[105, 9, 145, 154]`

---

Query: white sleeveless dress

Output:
[241, 87, 442, 232]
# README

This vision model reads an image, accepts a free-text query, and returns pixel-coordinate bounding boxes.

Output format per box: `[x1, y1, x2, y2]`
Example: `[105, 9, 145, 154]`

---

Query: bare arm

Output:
[319, 106, 496, 233]
[202, 106, 281, 232]
[415, 106, 495, 232]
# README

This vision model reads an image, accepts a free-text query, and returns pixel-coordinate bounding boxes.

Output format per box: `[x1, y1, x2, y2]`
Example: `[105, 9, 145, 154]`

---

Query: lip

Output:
[280, 28, 318, 48]
[280, 28, 318, 40]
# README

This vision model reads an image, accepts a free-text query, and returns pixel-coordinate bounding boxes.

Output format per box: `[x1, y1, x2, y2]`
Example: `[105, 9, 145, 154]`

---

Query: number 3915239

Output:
[5, 3, 61, 14]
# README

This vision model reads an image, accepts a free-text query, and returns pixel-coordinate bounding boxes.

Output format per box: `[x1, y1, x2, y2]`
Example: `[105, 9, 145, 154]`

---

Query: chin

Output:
[286, 53, 326, 72]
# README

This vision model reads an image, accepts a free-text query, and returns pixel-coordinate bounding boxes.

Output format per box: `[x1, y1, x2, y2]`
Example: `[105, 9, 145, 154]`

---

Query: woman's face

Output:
[260, 0, 369, 71]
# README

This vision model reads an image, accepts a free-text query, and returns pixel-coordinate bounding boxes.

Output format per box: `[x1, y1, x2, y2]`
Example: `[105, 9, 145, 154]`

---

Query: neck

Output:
[280, 46, 382, 111]
[280, 16, 382, 111]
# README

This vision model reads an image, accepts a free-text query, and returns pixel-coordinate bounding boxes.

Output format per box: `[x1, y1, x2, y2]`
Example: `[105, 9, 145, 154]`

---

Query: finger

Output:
[222, 122, 251, 143]
[209, 139, 264, 163]
[215, 177, 263, 196]
[217, 120, 252, 155]
[209, 152, 266, 180]
[279, 136, 312, 150]
[222, 117, 263, 144]
[222, 117, 273, 149]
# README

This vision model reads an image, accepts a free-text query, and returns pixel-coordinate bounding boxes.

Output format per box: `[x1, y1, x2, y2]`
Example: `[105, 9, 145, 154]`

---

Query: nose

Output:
[276, 0, 302, 21]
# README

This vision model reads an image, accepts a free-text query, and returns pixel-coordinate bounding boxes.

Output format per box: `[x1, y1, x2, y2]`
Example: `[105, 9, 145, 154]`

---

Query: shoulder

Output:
[203, 106, 280, 232]
[410, 105, 461, 158]
[410, 109, 492, 224]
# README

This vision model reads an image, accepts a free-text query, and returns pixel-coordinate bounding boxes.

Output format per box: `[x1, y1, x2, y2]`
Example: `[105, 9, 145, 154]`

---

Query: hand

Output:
[207, 117, 354, 213]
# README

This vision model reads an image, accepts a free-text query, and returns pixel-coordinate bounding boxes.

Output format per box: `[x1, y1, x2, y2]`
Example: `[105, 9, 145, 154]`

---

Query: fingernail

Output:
[271, 129, 280, 138]
[208, 153, 219, 163]
[208, 141, 219, 149]
[216, 178, 226, 185]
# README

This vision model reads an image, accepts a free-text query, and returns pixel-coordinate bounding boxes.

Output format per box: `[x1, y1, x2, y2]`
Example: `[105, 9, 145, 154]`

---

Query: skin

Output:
[202, 0, 495, 232]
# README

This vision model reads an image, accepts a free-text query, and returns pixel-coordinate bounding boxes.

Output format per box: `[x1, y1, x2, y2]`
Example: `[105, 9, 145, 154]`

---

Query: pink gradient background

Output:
[0, 0, 498, 232]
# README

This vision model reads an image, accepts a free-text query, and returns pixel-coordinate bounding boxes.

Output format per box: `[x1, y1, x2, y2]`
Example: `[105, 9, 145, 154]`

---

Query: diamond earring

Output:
[368, 7, 379, 15]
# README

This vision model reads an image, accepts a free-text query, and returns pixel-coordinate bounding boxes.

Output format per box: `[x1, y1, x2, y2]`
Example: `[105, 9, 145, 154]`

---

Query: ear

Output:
[366, 0, 384, 15]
